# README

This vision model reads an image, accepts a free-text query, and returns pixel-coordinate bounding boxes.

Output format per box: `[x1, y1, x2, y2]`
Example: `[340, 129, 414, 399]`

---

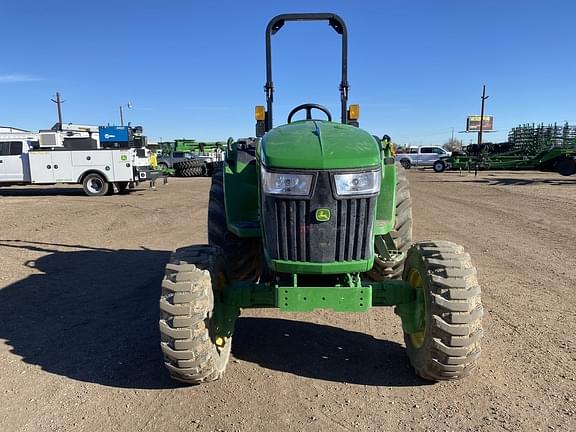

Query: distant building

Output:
[0, 125, 30, 133]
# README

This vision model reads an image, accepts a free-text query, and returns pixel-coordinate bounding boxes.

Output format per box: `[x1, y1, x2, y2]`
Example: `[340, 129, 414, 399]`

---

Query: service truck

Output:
[0, 128, 149, 196]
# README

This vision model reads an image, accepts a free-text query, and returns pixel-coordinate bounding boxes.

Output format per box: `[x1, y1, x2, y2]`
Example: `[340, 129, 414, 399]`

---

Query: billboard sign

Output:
[466, 115, 494, 132]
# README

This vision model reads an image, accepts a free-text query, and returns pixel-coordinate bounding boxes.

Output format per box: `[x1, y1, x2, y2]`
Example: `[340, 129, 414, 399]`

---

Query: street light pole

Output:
[119, 102, 133, 126]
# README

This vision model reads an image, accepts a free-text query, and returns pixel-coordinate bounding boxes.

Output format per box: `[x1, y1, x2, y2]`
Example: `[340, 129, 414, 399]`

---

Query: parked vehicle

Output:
[156, 151, 211, 176]
[157, 140, 223, 177]
[0, 128, 150, 196]
[394, 146, 451, 170]
[157, 151, 197, 170]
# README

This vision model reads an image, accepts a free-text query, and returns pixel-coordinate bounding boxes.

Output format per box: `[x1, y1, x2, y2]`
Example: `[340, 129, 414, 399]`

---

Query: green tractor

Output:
[159, 13, 483, 384]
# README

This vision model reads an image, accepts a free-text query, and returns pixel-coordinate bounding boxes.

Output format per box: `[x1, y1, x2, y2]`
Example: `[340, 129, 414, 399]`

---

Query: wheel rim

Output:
[87, 177, 103, 194]
[406, 268, 426, 348]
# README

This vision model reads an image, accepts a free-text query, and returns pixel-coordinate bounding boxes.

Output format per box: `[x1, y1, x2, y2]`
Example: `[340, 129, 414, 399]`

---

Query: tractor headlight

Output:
[261, 168, 313, 196]
[334, 170, 380, 196]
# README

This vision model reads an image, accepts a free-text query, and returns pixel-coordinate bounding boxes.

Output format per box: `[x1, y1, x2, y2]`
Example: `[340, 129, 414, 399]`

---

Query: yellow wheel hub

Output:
[407, 268, 426, 349]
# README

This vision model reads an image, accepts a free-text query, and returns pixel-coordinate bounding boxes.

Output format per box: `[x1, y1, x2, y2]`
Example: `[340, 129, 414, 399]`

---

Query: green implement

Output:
[441, 123, 576, 176]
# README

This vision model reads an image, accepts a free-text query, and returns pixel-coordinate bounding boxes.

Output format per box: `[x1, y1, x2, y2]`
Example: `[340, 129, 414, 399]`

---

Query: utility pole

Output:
[50, 92, 65, 130]
[478, 85, 489, 146]
[451, 127, 455, 142]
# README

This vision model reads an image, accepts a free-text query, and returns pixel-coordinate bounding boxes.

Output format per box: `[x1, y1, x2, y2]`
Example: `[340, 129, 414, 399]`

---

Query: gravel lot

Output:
[0, 170, 574, 432]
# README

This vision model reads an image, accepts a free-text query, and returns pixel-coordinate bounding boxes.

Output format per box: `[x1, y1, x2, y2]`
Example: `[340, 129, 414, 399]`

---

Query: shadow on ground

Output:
[0, 187, 85, 196]
[420, 177, 575, 186]
[0, 240, 177, 389]
[233, 317, 429, 387]
[0, 187, 142, 197]
[0, 240, 427, 388]
[481, 177, 576, 186]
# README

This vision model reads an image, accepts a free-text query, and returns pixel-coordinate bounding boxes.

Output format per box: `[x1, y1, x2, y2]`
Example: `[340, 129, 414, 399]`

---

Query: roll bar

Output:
[264, 13, 349, 130]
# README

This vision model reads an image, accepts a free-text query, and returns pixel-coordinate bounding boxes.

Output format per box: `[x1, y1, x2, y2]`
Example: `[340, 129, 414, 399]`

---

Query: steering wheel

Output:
[287, 103, 332, 123]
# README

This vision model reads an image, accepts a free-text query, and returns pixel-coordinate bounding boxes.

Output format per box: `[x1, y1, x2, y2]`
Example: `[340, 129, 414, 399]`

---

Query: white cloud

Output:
[0, 74, 42, 83]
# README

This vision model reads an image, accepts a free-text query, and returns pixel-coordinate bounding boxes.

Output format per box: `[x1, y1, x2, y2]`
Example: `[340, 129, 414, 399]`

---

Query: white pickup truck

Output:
[395, 146, 451, 171]
[0, 132, 146, 196]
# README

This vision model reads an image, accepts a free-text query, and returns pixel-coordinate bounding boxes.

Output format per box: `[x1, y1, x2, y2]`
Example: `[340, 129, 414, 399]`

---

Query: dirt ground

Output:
[0, 170, 574, 432]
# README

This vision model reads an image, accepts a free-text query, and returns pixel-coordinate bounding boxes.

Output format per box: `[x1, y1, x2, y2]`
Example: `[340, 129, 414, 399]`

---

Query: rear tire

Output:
[401, 241, 483, 381]
[208, 163, 261, 282]
[82, 173, 109, 196]
[367, 165, 413, 280]
[433, 160, 447, 173]
[159, 245, 231, 384]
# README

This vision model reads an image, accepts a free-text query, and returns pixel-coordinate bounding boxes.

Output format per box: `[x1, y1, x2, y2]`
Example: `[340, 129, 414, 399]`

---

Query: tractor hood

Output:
[259, 120, 381, 170]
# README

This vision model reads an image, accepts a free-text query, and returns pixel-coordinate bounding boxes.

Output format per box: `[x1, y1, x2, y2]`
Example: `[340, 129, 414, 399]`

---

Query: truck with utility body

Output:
[0, 124, 153, 196]
[395, 146, 451, 170]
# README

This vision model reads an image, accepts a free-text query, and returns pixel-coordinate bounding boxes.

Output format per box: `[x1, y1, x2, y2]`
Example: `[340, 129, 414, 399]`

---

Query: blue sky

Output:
[1, 0, 575, 145]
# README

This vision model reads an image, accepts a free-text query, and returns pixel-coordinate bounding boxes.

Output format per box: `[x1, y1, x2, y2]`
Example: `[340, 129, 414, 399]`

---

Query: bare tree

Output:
[443, 138, 463, 152]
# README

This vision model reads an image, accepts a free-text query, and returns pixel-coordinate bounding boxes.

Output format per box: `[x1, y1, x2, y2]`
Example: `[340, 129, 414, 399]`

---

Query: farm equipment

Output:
[159, 13, 483, 384]
[437, 123, 576, 175]
[158, 139, 224, 177]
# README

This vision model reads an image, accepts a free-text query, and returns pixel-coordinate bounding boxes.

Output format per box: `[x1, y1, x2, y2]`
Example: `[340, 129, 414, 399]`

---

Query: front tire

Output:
[159, 245, 231, 384]
[400, 159, 412, 169]
[400, 241, 483, 381]
[82, 173, 109, 196]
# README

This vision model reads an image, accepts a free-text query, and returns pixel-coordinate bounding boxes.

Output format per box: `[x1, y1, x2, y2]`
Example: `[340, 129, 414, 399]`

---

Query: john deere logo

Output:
[315, 208, 331, 222]
[120, 155, 128, 161]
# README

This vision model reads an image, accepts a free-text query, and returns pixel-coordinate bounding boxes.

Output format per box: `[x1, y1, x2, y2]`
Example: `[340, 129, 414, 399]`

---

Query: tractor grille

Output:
[262, 171, 376, 263]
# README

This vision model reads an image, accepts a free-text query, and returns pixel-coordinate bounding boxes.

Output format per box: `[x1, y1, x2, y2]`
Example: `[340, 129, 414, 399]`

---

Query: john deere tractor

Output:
[159, 13, 483, 384]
